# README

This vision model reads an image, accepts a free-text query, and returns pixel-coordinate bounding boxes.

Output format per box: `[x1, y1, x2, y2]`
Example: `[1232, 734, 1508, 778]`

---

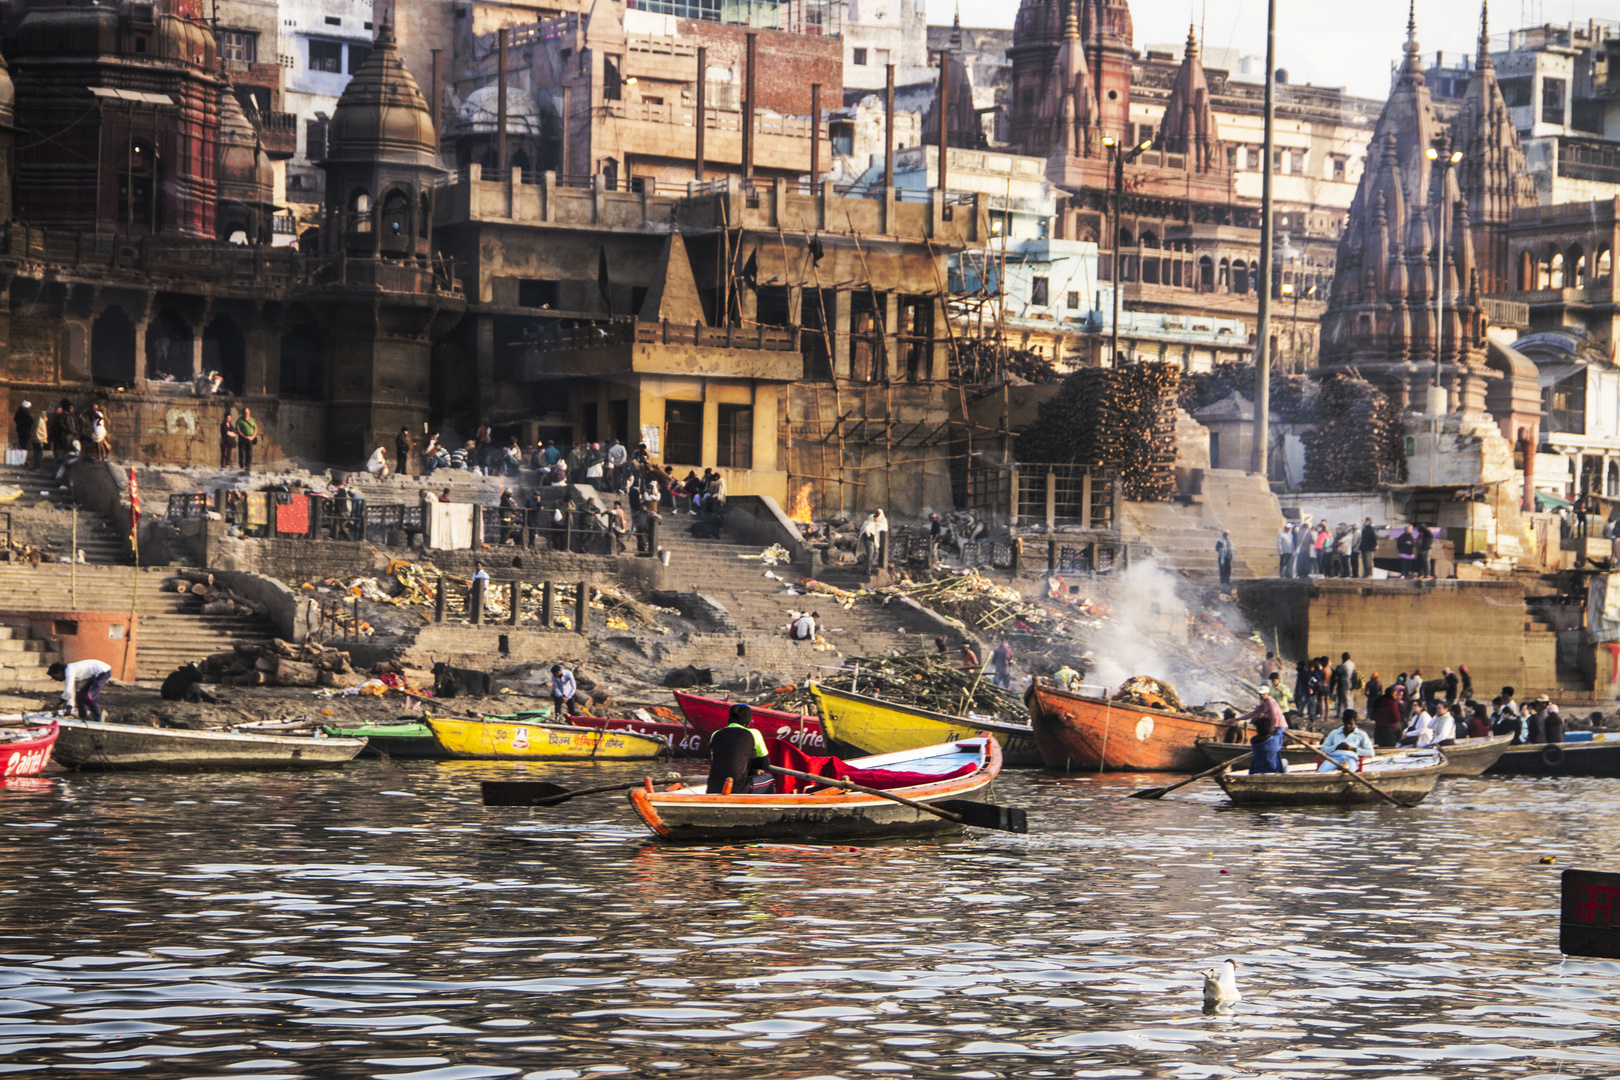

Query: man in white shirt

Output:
[1428, 702, 1457, 747]
[789, 611, 817, 643]
[47, 658, 113, 722]
[1317, 710, 1375, 771]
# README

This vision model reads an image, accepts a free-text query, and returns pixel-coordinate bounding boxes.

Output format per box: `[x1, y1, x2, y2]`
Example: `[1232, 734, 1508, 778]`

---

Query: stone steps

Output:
[0, 462, 131, 565]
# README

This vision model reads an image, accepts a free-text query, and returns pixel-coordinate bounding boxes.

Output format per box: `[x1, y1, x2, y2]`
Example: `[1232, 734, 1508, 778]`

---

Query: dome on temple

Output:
[326, 24, 438, 167]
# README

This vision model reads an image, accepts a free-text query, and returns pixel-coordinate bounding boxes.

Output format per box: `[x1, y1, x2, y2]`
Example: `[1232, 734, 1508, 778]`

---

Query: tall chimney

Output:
[695, 45, 707, 181]
[743, 32, 757, 179]
[496, 27, 509, 175]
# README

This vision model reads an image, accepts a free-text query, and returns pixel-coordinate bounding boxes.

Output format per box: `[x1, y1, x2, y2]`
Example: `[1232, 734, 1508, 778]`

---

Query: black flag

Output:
[597, 245, 612, 318]
[808, 234, 825, 265]
[741, 248, 758, 290]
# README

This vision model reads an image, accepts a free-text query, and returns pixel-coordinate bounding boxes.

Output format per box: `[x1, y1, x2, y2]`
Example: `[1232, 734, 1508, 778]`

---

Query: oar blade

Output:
[1128, 785, 1172, 800]
[481, 780, 572, 806]
[932, 799, 1028, 833]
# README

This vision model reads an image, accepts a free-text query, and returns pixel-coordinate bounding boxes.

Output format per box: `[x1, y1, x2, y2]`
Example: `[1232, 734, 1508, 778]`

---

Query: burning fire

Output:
[788, 482, 814, 524]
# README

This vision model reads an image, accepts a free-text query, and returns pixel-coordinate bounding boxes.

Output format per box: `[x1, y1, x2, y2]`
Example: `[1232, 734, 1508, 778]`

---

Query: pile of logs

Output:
[200, 639, 364, 688]
[1302, 376, 1406, 491]
[163, 571, 267, 618]
[1016, 363, 1181, 502]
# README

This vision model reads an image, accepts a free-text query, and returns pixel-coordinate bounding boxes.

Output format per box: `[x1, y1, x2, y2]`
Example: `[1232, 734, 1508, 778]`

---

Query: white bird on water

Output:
[1202, 958, 1241, 1008]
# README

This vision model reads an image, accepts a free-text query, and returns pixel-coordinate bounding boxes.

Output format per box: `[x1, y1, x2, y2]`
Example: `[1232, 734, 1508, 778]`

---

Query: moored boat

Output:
[673, 690, 829, 753]
[489, 710, 707, 758]
[320, 721, 442, 759]
[812, 683, 1041, 767]
[1026, 679, 1240, 772]
[1216, 751, 1447, 806]
[1482, 735, 1620, 778]
[628, 736, 1003, 842]
[52, 719, 367, 770]
[1196, 734, 1321, 768]
[0, 719, 58, 777]
[426, 716, 666, 760]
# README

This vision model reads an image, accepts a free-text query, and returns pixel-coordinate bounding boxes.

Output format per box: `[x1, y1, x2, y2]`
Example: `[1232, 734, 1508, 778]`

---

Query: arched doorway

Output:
[202, 315, 246, 394]
[146, 310, 193, 383]
[279, 327, 326, 399]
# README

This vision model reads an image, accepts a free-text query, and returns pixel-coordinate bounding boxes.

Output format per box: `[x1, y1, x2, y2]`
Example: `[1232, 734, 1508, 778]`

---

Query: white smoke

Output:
[1084, 557, 1227, 707]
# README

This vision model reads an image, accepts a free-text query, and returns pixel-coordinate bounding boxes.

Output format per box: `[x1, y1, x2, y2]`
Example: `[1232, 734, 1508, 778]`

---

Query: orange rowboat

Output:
[1025, 679, 1244, 772]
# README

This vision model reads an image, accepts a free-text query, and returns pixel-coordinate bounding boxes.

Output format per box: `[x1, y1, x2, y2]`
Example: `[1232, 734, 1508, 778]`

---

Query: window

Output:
[898, 294, 932, 381]
[1331, 154, 1347, 181]
[1289, 149, 1304, 174]
[604, 54, 623, 100]
[1272, 148, 1282, 173]
[664, 402, 703, 465]
[305, 118, 327, 160]
[1030, 276, 1049, 306]
[756, 286, 791, 327]
[518, 279, 557, 308]
[1500, 76, 1531, 106]
[219, 29, 257, 62]
[852, 48, 867, 65]
[1066, 290, 1080, 309]
[348, 44, 370, 72]
[324, 15, 340, 25]
[716, 404, 752, 469]
[1246, 146, 1259, 170]
[1541, 77, 1566, 125]
[309, 39, 343, 73]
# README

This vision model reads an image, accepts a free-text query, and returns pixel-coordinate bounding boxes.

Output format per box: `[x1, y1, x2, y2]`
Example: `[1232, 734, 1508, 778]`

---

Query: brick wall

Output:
[678, 21, 843, 115]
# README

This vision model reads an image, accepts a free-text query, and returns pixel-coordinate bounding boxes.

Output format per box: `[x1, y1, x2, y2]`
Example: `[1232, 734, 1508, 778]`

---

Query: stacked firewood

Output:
[200, 640, 365, 689]
[163, 571, 267, 618]
[1301, 376, 1406, 491]
[1016, 363, 1181, 502]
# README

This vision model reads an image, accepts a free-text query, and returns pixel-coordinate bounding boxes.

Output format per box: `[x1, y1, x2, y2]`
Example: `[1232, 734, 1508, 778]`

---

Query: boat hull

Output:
[321, 723, 443, 759]
[673, 691, 829, 753]
[1482, 738, 1620, 778]
[629, 737, 1003, 842]
[813, 683, 1042, 767]
[0, 722, 57, 777]
[1217, 759, 1446, 806]
[1195, 734, 1514, 777]
[53, 720, 366, 770]
[426, 716, 666, 760]
[1026, 681, 1238, 772]
[493, 711, 708, 758]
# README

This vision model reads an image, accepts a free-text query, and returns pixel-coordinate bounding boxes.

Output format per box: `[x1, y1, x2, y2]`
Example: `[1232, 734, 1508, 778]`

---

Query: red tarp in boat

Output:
[765, 738, 976, 793]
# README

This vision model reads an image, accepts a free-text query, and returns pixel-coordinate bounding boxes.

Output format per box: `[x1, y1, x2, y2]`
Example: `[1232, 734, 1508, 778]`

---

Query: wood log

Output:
[178, 570, 215, 586]
[201, 600, 238, 615]
[255, 656, 279, 673]
[272, 660, 321, 687]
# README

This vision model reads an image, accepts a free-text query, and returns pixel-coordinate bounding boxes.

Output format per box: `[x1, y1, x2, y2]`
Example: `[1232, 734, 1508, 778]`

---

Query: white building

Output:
[841, 0, 930, 92]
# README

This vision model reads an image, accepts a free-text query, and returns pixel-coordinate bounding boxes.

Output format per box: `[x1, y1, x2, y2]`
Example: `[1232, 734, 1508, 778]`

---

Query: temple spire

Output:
[1063, 0, 1080, 40]
[950, 3, 962, 50]
[1185, 21, 1198, 58]
[1476, 1, 1492, 70]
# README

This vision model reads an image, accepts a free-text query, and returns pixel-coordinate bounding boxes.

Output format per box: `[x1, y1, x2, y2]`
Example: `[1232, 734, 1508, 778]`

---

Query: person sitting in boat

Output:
[1371, 679, 1405, 747]
[1466, 702, 1493, 740]
[1544, 704, 1565, 745]
[1249, 714, 1287, 774]
[48, 658, 113, 723]
[1399, 704, 1435, 748]
[707, 704, 769, 795]
[1232, 686, 1288, 735]
[1524, 697, 1551, 744]
[1427, 701, 1458, 747]
[1316, 710, 1374, 772]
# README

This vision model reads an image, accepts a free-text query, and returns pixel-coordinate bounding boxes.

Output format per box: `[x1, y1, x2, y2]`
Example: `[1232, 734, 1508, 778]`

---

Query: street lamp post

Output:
[1102, 136, 1152, 366]
[1425, 142, 1464, 410]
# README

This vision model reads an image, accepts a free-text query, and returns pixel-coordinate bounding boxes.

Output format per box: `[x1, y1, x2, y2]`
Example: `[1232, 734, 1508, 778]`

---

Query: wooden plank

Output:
[1561, 868, 1620, 959]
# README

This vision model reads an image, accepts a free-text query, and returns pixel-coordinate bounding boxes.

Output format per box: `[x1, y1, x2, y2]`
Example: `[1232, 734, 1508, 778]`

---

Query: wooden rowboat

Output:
[673, 690, 829, 753]
[488, 710, 707, 758]
[426, 716, 666, 760]
[320, 722, 443, 759]
[1026, 679, 1240, 772]
[812, 683, 1042, 767]
[1197, 732, 1513, 777]
[52, 719, 367, 770]
[1216, 751, 1447, 806]
[628, 736, 1003, 842]
[1482, 736, 1620, 778]
[1196, 735, 1320, 769]
[0, 720, 58, 777]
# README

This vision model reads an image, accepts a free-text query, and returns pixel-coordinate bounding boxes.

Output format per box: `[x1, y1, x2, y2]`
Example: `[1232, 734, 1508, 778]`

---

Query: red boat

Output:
[1025, 680, 1240, 772]
[673, 690, 829, 753]
[0, 720, 58, 777]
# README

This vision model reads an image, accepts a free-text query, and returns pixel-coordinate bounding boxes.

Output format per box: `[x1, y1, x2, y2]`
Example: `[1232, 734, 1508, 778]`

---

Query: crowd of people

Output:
[1268, 517, 1438, 580]
[11, 399, 112, 468]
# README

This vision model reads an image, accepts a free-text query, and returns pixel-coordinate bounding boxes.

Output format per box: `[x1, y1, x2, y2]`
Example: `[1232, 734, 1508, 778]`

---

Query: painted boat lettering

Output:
[510, 727, 530, 750]
[3, 747, 49, 776]
[770, 724, 826, 750]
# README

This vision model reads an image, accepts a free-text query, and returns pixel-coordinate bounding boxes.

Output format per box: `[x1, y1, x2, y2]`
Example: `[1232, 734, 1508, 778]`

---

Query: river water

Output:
[1, 761, 1615, 1079]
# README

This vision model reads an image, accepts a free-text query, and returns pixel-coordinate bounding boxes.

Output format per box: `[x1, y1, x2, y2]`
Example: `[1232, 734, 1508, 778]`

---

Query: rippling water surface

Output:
[0, 760, 1615, 1079]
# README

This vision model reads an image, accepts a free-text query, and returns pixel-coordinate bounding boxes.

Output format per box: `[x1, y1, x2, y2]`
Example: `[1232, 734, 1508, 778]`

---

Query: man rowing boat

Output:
[707, 704, 768, 794]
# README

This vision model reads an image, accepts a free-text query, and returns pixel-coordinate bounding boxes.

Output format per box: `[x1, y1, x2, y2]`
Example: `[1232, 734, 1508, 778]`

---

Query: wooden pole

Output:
[1253, 0, 1276, 477]
[936, 49, 950, 195]
[742, 32, 757, 180]
[540, 580, 555, 627]
[695, 45, 707, 181]
[496, 27, 509, 176]
[808, 82, 821, 184]
[574, 581, 589, 635]
[883, 63, 895, 190]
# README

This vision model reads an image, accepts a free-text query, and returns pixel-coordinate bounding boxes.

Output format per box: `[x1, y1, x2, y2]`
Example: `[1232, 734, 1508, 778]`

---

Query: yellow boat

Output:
[425, 716, 667, 760]
[811, 683, 1042, 768]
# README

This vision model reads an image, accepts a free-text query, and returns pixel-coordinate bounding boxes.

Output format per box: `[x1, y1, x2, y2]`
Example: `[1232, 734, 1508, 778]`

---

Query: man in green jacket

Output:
[235, 407, 259, 472]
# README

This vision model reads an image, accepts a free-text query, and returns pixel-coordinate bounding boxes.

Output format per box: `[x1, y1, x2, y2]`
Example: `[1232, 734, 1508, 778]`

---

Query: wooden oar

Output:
[482, 775, 685, 807]
[1283, 730, 1411, 809]
[1130, 751, 1254, 799]
[764, 764, 1028, 833]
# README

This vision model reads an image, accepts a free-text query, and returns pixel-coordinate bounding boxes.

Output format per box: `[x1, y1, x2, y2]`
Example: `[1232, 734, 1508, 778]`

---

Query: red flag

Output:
[128, 467, 140, 532]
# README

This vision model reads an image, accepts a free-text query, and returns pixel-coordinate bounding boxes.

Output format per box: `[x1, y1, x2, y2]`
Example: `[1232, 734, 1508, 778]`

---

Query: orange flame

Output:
[788, 482, 813, 524]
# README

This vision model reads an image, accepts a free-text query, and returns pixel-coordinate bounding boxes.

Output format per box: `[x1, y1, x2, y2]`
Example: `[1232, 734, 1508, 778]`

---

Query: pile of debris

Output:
[1016, 363, 1181, 501]
[163, 570, 267, 618]
[763, 652, 1030, 723]
[1113, 674, 1186, 712]
[200, 639, 365, 688]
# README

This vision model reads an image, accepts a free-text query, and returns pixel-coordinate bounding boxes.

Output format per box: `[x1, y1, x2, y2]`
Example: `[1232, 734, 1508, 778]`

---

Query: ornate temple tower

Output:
[1154, 27, 1220, 173]
[1008, 0, 1131, 157]
[1007, 0, 1064, 156]
[1081, 0, 1132, 142]
[1450, 3, 1536, 294]
[215, 80, 274, 245]
[1035, 0, 1100, 159]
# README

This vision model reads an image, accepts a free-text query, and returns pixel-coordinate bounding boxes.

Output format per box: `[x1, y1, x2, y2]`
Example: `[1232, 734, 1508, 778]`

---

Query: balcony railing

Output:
[523, 318, 797, 353]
